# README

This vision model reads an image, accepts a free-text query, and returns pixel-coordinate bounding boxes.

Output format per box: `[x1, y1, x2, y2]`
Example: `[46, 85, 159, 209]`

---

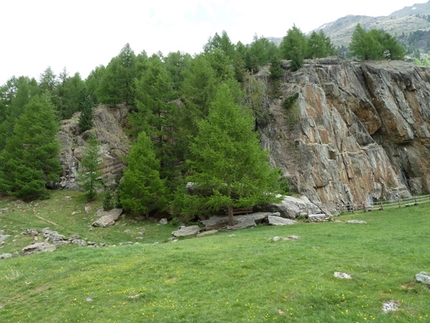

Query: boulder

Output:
[22, 242, 56, 255]
[267, 196, 322, 219]
[268, 215, 297, 226]
[172, 225, 201, 237]
[44, 230, 69, 245]
[92, 208, 123, 228]
[308, 214, 327, 221]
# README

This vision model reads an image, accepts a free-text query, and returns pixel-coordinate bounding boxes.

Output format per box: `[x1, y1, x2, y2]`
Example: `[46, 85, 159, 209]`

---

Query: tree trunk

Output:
[227, 205, 234, 226]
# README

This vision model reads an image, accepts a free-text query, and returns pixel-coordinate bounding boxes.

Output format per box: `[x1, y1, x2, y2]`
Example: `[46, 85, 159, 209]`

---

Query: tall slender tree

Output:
[119, 131, 168, 217]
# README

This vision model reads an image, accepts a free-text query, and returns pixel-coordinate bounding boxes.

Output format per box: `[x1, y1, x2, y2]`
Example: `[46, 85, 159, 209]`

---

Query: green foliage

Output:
[280, 26, 308, 71]
[349, 24, 405, 60]
[78, 93, 94, 134]
[103, 190, 115, 211]
[179, 84, 281, 225]
[307, 30, 337, 58]
[98, 43, 136, 107]
[244, 73, 269, 125]
[56, 70, 86, 119]
[77, 135, 102, 202]
[282, 93, 301, 126]
[119, 132, 168, 216]
[0, 93, 61, 200]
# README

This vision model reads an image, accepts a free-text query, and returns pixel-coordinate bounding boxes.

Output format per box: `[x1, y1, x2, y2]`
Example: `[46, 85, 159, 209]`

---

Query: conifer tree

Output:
[78, 93, 94, 134]
[0, 93, 61, 200]
[77, 135, 102, 201]
[178, 84, 282, 226]
[119, 131, 167, 217]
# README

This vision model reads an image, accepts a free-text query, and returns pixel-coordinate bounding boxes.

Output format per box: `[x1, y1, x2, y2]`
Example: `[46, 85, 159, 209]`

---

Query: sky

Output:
[1, 0, 428, 85]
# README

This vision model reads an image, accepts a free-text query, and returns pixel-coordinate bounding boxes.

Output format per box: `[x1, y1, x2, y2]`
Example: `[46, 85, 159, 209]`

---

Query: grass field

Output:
[1, 190, 430, 322]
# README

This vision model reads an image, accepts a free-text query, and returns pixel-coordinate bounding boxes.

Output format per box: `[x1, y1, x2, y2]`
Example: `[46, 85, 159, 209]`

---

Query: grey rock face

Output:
[258, 58, 430, 211]
[57, 105, 129, 190]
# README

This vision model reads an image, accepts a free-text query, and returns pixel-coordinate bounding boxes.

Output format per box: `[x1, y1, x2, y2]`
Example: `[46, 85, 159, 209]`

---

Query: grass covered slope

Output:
[1, 191, 430, 322]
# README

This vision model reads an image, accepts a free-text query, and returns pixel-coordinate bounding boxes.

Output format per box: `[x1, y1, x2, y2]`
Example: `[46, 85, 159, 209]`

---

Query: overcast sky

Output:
[1, 0, 427, 85]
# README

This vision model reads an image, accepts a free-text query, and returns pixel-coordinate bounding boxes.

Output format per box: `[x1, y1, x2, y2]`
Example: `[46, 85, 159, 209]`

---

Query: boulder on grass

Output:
[268, 215, 296, 226]
[92, 208, 123, 228]
[172, 225, 201, 237]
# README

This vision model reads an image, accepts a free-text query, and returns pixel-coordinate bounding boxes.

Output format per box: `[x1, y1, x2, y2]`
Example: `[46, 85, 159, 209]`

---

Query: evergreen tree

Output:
[77, 135, 102, 201]
[78, 92, 94, 134]
[280, 26, 308, 71]
[98, 43, 136, 106]
[178, 84, 282, 226]
[130, 55, 178, 183]
[0, 93, 61, 200]
[119, 131, 168, 217]
[349, 24, 404, 60]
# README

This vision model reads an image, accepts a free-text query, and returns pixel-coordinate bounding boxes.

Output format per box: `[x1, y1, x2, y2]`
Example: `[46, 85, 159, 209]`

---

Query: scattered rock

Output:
[124, 229, 131, 233]
[270, 235, 300, 242]
[44, 230, 69, 245]
[334, 272, 352, 279]
[268, 215, 297, 226]
[172, 225, 201, 237]
[84, 205, 91, 214]
[85, 297, 93, 302]
[382, 300, 399, 312]
[0, 253, 13, 259]
[0, 234, 11, 242]
[159, 218, 168, 224]
[22, 242, 56, 255]
[347, 220, 367, 224]
[92, 208, 123, 227]
[0, 207, 9, 214]
[416, 272, 430, 284]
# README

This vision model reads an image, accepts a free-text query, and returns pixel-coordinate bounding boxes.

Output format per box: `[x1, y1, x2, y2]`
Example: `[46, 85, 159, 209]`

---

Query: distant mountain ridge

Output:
[270, 1, 430, 55]
[317, 1, 430, 54]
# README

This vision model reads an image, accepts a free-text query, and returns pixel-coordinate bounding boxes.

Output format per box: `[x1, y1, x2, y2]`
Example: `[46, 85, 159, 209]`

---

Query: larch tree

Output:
[119, 131, 168, 217]
[77, 135, 102, 201]
[179, 84, 282, 226]
[0, 93, 61, 200]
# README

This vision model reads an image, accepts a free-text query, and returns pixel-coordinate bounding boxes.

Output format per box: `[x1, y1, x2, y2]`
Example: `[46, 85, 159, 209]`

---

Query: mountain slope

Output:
[317, 2, 430, 50]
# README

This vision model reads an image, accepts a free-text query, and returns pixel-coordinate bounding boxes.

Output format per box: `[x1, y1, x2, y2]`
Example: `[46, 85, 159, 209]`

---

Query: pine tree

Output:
[77, 135, 102, 201]
[78, 93, 94, 134]
[0, 93, 61, 200]
[178, 84, 282, 226]
[119, 131, 168, 217]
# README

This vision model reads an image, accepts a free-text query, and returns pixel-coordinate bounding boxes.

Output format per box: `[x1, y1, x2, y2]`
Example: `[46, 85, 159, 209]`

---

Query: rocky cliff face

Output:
[57, 105, 129, 190]
[258, 58, 430, 213]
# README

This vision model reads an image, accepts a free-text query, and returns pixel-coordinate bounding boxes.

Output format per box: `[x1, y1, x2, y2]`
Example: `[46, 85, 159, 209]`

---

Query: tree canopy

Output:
[177, 84, 281, 225]
[349, 24, 405, 60]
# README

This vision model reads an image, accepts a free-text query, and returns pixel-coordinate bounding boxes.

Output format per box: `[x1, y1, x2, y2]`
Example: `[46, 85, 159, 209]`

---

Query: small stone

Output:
[124, 229, 131, 233]
[287, 235, 300, 240]
[347, 220, 367, 224]
[85, 297, 93, 302]
[271, 236, 281, 242]
[382, 300, 399, 312]
[416, 271, 430, 284]
[159, 218, 168, 225]
[334, 272, 351, 279]
[0, 253, 13, 259]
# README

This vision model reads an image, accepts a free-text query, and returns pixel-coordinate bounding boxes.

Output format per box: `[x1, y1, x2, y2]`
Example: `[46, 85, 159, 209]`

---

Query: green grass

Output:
[1, 190, 430, 322]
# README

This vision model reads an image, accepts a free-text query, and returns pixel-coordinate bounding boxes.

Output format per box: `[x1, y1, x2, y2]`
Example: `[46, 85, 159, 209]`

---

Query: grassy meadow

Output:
[1, 190, 430, 322]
